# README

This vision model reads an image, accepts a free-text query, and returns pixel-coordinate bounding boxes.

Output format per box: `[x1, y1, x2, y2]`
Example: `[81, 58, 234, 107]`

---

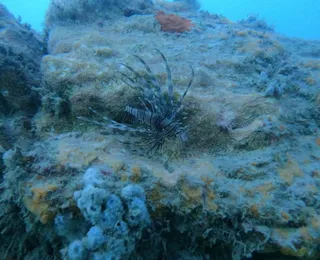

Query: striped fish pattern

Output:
[78, 50, 193, 154]
[125, 105, 188, 143]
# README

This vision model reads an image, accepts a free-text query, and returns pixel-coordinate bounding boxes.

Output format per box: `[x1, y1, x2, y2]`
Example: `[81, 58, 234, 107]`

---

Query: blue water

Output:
[202, 0, 320, 41]
[0, 0, 320, 39]
[0, 0, 49, 31]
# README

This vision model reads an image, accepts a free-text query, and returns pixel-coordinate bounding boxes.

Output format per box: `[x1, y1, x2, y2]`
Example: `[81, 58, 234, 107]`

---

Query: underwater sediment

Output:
[1, 0, 320, 259]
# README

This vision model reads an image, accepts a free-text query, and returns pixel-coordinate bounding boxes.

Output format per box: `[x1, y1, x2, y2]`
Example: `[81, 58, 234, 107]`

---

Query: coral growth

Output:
[59, 167, 151, 259]
[23, 183, 60, 224]
[2, 1, 320, 259]
[155, 11, 194, 33]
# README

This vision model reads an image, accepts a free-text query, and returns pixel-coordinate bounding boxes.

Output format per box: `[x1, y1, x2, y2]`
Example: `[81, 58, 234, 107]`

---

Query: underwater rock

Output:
[2, 1, 320, 259]
[154, 0, 201, 12]
[239, 14, 274, 32]
[67, 240, 87, 260]
[45, 0, 154, 28]
[0, 4, 43, 116]
[23, 183, 60, 224]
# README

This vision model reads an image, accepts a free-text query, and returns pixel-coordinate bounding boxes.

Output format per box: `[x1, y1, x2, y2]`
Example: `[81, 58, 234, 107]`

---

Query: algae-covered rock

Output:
[1, 0, 320, 259]
[0, 4, 43, 116]
[45, 0, 154, 29]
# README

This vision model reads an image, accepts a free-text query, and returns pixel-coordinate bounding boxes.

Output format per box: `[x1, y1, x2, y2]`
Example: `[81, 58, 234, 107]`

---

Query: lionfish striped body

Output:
[78, 50, 193, 154]
[125, 105, 188, 143]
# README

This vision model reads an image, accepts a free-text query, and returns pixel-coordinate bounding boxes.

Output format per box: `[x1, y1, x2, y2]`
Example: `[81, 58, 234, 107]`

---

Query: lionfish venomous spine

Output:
[78, 50, 194, 154]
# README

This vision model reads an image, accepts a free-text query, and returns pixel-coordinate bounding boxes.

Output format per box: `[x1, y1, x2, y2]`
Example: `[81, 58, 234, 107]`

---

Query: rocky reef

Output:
[0, 4, 44, 155]
[1, 0, 320, 259]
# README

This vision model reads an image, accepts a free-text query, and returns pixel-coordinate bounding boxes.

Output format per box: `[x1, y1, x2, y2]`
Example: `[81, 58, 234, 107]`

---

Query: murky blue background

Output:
[1, 0, 320, 40]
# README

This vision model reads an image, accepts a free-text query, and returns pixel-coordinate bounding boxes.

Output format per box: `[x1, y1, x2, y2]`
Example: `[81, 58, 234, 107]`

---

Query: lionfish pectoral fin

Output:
[172, 65, 194, 118]
[138, 97, 155, 113]
[156, 49, 173, 111]
[133, 52, 167, 115]
[132, 54, 162, 93]
[119, 72, 139, 89]
[120, 62, 152, 91]
[180, 65, 194, 103]
[121, 59, 162, 112]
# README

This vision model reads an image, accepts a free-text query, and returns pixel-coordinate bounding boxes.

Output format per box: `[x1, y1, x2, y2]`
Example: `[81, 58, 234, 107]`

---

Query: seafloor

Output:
[1, 0, 320, 259]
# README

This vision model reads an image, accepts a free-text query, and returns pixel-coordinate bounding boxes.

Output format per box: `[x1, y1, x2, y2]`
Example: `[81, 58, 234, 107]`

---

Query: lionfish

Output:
[78, 50, 194, 155]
